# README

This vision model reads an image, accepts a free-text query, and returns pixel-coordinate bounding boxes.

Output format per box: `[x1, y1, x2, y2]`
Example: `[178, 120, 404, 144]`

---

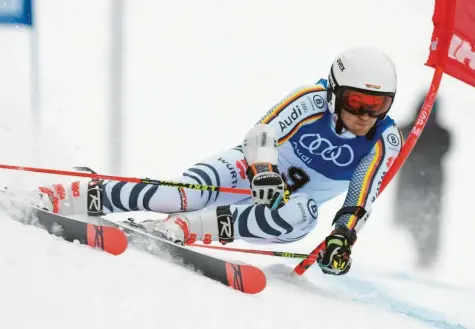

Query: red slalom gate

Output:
[294, 0, 475, 276]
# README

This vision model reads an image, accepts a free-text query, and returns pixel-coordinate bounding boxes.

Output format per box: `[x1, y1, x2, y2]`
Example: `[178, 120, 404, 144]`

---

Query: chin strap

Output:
[335, 115, 345, 134]
[365, 124, 377, 140]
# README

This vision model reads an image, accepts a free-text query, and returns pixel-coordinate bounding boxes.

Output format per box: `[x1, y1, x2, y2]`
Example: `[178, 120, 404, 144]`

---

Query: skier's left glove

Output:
[317, 227, 357, 276]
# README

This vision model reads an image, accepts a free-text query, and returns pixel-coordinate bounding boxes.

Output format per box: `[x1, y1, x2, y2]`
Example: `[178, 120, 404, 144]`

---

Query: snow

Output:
[0, 0, 474, 328]
[1, 214, 471, 329]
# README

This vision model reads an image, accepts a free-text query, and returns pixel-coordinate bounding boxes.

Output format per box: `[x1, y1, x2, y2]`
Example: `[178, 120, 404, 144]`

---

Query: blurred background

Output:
[0, 0, 474, 284]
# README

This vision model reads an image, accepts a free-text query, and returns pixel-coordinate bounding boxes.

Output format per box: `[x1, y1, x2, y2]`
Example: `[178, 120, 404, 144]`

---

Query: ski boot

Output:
[146, 206, 234, 246]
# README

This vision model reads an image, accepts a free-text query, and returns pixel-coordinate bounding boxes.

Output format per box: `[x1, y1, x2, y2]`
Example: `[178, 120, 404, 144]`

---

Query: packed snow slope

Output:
[0, 210, 473, 329]
[0, 0, 474, 328]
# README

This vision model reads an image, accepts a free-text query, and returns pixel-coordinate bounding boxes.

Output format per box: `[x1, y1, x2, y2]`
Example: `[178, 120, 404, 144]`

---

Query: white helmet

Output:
[327, 46, 397, 130]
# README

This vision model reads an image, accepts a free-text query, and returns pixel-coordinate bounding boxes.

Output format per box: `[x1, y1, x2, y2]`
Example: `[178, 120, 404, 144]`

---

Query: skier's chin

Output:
[349, 123, 373, 136]
[340, 110, 377, 136]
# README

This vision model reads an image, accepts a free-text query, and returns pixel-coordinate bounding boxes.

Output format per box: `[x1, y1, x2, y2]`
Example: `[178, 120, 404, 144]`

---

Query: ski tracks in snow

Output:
[0, 214, 472, 329]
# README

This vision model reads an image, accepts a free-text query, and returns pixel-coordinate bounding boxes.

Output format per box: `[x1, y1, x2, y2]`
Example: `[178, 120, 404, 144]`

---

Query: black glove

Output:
[317, 227, 357, 276]
[246, 163, 285, 210]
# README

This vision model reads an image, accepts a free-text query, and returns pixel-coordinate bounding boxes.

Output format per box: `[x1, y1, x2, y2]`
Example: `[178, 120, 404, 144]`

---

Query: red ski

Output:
[224, 263, 267, 294]
[116, 219, 267, 294]
[34, 207, 128, 255]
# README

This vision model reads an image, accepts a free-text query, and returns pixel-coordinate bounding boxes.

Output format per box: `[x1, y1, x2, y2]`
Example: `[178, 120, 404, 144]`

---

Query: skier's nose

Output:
[359, 113, 371, 120]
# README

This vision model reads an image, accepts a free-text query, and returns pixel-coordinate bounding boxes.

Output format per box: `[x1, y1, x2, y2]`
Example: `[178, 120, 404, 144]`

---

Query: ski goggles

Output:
[340, 88, 394, 118]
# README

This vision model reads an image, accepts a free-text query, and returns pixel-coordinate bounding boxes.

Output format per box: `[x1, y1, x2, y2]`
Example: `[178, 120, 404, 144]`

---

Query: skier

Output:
[36, 46, 402, 276]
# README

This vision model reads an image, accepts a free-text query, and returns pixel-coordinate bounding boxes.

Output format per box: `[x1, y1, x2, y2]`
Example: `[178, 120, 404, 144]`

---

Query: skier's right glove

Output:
[247, 163, 285, 210]
[317, 227, 357, 276]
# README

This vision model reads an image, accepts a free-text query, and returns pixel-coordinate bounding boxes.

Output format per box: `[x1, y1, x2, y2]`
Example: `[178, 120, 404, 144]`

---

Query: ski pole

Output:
[292, 66, 446, 276]
[293, 240, 326, 274]
[0, 164, 252, 195]
[188, 243, 316, 260]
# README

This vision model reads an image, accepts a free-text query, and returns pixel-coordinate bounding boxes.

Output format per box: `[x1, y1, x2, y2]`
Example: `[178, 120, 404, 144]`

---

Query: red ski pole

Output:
[293, 67, 445, 276]
[188, 243, 316, 260]
[0, 164, 252, 196]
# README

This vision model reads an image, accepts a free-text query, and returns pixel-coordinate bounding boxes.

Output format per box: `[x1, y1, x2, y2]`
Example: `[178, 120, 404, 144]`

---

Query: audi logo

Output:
[299, 133, 354, 167]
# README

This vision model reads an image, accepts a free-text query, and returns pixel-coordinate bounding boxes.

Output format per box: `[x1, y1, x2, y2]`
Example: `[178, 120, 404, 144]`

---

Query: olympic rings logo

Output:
[299, 133, 354, 167]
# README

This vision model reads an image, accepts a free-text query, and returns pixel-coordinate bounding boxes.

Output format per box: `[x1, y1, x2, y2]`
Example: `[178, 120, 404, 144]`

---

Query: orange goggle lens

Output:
[342, 89, 393, 117]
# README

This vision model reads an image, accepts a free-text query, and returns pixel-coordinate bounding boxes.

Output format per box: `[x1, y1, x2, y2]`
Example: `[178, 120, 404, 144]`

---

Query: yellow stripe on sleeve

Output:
[261, 86, 325, 124]
[346, 140, 384, 230]
[277, 113, 324, 145]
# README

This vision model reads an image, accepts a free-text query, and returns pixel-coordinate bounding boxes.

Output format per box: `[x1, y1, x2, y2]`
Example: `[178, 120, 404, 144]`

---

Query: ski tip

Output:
[225, 263, 267, 294]
[104, 227, 128, 255]
[87, 225, 128, 255]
